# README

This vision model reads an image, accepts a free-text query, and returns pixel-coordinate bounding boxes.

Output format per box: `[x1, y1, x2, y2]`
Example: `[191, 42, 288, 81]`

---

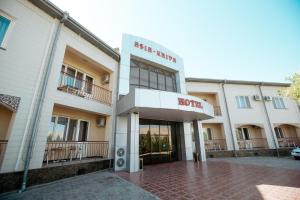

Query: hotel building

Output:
[0, 0, 299, 191]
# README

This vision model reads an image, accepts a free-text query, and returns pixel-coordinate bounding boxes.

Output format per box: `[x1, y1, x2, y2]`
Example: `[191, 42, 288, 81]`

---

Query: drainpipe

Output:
[221, 82, 237, 157]
[258, 84, 279, 157]
[19, 12, 69, 193]
[112, 56, 121, 170]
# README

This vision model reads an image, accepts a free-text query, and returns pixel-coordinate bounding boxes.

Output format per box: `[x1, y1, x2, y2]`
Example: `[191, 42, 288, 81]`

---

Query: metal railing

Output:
[238, 138, 268, 149]
[205, 139, 227, 151]
[43, 141, 109, 165]
[57, 72, 112, 105]
[0, 140, 8, 166]
[277, 137, 300, 148]
[213, 106, 222, 116]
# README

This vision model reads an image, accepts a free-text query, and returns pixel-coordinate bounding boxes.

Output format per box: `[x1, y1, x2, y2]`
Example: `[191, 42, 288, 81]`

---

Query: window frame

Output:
[48, 115, 90, 142]
[236, 96, 251, 109]
[274, 127, 284, 139]
[272, 97, 286, 109]
[237, 127, 251, 140]
[0, 11, 14, 49]
[61, 64, 95, 93]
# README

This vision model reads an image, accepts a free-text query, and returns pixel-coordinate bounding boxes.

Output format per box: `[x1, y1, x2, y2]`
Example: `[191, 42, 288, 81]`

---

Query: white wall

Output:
[186, 81, 300, 150]
[0, 0, 119, 172]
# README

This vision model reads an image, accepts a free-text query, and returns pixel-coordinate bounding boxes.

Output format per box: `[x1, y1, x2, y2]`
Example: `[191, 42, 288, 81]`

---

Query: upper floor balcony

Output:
[57, 47, 113, 106]
[188, 92, 222, 117]
[58, 71, 112, 105]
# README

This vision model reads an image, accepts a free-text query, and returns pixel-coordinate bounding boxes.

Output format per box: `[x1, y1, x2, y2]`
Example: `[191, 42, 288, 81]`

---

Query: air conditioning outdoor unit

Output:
[96, 117, 106, 127]
[102, 74, 110, 84]
[253, 95, 261, 101]
[264, 96, 272, 101]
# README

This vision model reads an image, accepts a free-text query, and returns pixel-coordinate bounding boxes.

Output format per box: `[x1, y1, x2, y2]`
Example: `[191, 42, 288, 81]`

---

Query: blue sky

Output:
[51, 0, 300, 82]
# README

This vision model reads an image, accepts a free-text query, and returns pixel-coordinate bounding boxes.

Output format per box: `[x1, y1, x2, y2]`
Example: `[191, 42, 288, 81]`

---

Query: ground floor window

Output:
[203, 128, 212, 140]
[47, 116, 89, 141]
[237, 127, 250, 140]
[274, 127, 284, 139]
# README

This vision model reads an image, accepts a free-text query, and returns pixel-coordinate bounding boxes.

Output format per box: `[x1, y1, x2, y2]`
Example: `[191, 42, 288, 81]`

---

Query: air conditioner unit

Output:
[264, 96, 272, 101]
[102, 74, 110, 84]
[253, 95, 261, 101]
[96, 117, 106, 127]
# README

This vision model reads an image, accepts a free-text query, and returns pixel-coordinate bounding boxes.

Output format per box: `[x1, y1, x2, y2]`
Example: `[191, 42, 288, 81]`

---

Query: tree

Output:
[279, 73, 300, 103]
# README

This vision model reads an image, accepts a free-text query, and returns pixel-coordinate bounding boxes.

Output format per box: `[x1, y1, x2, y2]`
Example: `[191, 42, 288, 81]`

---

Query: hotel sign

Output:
[134, 41, 177, 63]
[178, 98, 203, 109]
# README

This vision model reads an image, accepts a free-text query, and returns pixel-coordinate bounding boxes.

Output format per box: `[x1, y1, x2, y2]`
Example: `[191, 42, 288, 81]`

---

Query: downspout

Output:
[221, 82, 237, 157]
[20, 12, 69, 192]
[258, 84, 279, 157]
[112, 57, 121, 170]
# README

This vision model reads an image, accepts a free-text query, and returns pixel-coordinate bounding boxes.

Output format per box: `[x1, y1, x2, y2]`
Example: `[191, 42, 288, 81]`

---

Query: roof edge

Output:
[28, 0, 120, 61]
[185, 77, 291, 87]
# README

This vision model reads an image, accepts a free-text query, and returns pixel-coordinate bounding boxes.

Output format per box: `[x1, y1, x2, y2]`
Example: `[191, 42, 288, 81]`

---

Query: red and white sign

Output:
[178, 98, 203, 109]
[134, 41, 177, 63]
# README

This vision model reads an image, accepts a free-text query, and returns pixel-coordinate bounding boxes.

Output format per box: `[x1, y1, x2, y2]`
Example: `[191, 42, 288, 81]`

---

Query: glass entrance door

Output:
[139, 119, 178, 165]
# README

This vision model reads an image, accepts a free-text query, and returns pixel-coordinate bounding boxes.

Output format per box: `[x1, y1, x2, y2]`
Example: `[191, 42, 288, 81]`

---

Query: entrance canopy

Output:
[117, 88, 214, 122]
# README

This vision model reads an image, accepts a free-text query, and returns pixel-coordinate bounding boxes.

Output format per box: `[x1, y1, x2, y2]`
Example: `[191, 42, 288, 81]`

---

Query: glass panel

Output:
[243, 128, 250, 140]
[139, 124, 151, 156]
[0, 16, 11, 45]
[166, 76, 174, 92]
[130, 67, 139, 87]
[78, 121, 88, 141]
[160, 124, 169, 136]
[140, 68, 149, 87]
[85, 76, 93, 94]
[149, 71, 158, 89]
[67, 119, 77, 141]
[75, 72, 83, 89]
[56, 117, 69, 141]
[66, 68, 76, 87]
[47, 116, 56, 141]
[158, 73, 165, 91]
[245, 96, 250, 108]
[237, 128, 243, 140]
[207, 128, 212, 140]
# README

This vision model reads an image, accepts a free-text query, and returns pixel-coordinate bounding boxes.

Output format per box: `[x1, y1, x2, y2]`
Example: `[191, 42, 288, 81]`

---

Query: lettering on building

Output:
[178, 98, 203, 108]
[134, 41, 177, 63]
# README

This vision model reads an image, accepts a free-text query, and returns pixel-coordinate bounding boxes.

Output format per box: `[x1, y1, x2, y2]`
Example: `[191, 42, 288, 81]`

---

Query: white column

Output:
[183, 122, 193, 160]
[126, 112, 139, 172]
[193, 120, 206, 162]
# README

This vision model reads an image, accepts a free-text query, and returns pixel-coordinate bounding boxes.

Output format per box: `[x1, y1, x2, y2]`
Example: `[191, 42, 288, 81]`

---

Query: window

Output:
[47, 116, 89, 142]
[60, 65, 94, 94]
[272, 97, 286, 109]
[236, 96, 251, 108]
[237, 128, 250, 140]
[0, 15, 11, 47]
[274, 127, 284, 139]
[203, 128, 212, 141]
[129, 59, 177, 92]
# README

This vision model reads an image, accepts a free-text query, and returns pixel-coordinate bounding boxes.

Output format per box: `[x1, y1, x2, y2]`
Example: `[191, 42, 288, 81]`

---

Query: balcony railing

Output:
[238, 138, 268, 149]
[43, 141, 109, 166]
[277, 137, 300, 148]
[205, 139, 227, 151]
[213, 106, 222, 116]
[0, 140, 8, 166]
[57, 72, 112, 105]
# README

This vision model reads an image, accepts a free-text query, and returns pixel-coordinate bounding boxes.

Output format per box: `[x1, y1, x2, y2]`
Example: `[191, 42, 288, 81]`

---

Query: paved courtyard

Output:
[0, 171, 159, 200]
[118, 157, 300, 200]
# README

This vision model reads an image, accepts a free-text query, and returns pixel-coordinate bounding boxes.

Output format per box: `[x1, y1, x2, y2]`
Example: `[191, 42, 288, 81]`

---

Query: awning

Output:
[117, 88, 214, 122]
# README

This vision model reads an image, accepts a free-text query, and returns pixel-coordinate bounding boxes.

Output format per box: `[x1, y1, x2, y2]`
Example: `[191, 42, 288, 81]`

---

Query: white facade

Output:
[186, 79, 300, 151]
[115, 34, 213, 172]
[0, 0, 119, 173]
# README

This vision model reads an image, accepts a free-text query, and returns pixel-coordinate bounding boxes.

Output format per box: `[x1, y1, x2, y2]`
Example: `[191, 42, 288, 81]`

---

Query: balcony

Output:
[238, 138, 268, 149]
[277, 137, 300, 148]
[205, 139, 227, 151]
[57, 72, 112, 105]
[43, 141, 109, 166]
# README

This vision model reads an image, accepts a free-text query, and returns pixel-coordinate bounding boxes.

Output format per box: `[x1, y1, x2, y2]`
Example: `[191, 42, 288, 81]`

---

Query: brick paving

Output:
[117, 158, 300, 200]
